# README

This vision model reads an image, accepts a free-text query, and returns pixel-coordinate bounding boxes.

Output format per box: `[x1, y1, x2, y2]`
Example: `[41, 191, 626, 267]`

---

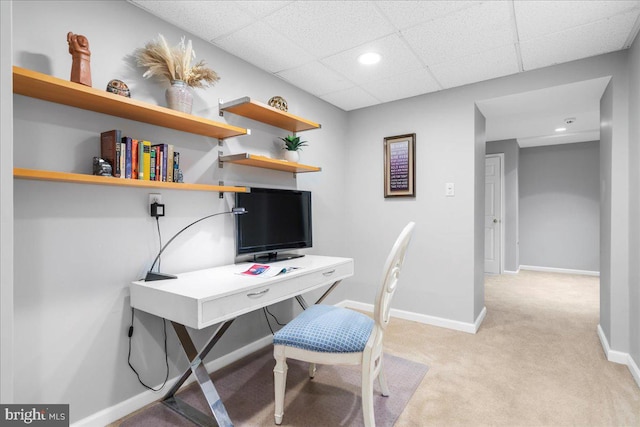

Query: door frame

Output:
[485, 153, 505, 274]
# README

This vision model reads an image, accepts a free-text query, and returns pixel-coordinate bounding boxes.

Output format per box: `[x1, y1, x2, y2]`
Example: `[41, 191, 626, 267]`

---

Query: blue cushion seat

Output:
[274, 305, 374, 353]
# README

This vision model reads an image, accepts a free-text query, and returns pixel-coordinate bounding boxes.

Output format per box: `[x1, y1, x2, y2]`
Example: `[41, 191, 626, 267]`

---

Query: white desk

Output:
[130, 255, 354, 426]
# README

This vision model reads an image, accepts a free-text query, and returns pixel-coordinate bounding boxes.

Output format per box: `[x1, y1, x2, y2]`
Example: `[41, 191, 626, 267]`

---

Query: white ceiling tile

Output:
[234, 1, 293, 18]
[213, 21, 315, 73]
[127, 0, 640, 122]
[276, 61, 354, 96]
[129, 0, 253, 40]
[520, 11, 639, 70]
[320, 86, 380, 111]
[402, 1, 515, 65]
[360, 68, 441, 103]
[263, 1, 395, 57]
[320, 34, 423, 84]
[515, 0, 640, 41]
[430, 45, 520, 89]
[376, 0, 482, 30]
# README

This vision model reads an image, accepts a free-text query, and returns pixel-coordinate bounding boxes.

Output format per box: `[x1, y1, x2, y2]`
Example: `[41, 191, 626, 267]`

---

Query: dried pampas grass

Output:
[135, 34, 220, 89]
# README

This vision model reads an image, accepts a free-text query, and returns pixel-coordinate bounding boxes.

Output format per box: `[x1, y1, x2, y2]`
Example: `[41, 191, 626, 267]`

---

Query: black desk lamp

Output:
[144, 207, 247, 281]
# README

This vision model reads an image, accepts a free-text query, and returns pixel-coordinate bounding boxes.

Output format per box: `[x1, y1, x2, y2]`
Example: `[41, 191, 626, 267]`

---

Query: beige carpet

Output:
[389, 270, 640, 426]
[116, 348, 426, 426]
[115, 270, 640, 426]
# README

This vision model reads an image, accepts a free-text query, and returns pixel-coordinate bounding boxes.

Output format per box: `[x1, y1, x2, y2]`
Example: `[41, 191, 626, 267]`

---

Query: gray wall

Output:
[0, 0, 14, 404]
[600, 82, 614, 348]
[10, 1, 348, 422]
[344, 51, 629, 333]
[627, 20, 640, 371]
[473, 105, 486, 318]
[519, 141, 600, 272]
[486, 139, 519, 273]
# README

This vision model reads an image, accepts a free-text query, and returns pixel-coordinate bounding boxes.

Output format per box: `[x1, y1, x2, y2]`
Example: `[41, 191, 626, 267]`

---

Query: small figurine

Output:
[268, 96, 288, 112]
[106, 79, 131, 97]
[67, 32, 92, 86]
[93, 157, 112, 177]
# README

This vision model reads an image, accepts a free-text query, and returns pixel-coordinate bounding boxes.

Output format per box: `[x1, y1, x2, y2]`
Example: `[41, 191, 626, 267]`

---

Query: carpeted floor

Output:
[388, 270, 640, 426]
[115, 270, 640, 426]
[117, 348, 427, 427]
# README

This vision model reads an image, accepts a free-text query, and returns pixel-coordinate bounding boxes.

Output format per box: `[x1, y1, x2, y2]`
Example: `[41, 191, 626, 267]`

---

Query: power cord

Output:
[263, 306, 287, 335]
[265, 306, 287, 326]
[155, 216, 162, 272]
[263, 308, 275, 335]
[127, 218, 169, 391]
[127, 307, 170, 391]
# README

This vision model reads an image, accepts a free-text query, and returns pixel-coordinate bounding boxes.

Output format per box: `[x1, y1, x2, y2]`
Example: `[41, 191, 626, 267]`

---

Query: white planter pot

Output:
[284, 150, 300, 163]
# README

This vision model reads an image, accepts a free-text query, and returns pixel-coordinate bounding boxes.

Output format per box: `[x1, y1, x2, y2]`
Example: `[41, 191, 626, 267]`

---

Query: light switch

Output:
[445, 183, 455, 197]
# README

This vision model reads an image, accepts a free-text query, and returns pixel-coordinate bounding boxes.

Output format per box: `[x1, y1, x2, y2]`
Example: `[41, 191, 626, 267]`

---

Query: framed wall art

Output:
[383, 133, 416, 198]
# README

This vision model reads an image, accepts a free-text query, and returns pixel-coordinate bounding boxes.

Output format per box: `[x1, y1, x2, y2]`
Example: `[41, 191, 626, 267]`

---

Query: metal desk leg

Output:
[314, 279, 342, 304]
[163, 320, 235, 427]
[294, 279, 343, 309]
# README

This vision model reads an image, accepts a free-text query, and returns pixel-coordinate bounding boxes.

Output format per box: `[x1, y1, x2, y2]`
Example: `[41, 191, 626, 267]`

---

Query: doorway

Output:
[485, 154, 503, 274]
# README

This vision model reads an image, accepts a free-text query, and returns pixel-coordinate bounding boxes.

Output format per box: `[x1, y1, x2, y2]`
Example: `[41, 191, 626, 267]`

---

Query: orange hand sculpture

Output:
[67, 32, 92, 87]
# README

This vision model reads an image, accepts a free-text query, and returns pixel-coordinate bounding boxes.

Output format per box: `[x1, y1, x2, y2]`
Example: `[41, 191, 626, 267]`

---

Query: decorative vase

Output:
[166, 80, 193, 114]
[284, 150, 299, 163]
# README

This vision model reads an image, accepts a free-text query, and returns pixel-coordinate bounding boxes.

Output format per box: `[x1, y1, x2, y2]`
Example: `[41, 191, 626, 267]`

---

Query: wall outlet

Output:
[149, 193, 162, 205]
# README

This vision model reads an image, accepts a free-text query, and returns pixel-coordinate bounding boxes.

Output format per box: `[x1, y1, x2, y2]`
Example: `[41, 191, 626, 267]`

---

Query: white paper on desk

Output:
[239, 264, 300, 278]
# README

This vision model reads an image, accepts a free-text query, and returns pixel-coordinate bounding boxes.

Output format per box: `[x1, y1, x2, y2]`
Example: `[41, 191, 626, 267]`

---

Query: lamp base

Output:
[145, 271, 178, 281]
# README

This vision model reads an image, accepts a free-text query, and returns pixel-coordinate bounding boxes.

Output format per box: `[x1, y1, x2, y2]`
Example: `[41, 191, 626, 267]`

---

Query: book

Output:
[167, 144, 174, 183]
[131, 139, 139, 179]
[173, 152, 180, 182]
[99, 129, 122, 177]
[149, 147, 156, 181]
[140, 140, 151, 180]
[120, 140, 126, 178]
[122, 136, 133, 179]
[152, 143, 168, 182]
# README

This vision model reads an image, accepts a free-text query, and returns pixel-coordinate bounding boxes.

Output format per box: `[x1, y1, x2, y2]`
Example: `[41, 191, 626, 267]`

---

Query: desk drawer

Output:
[200, 261, 352, 327]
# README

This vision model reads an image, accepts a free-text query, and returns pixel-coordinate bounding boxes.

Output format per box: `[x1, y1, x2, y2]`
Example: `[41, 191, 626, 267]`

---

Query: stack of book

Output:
[100, 129, 181, 182]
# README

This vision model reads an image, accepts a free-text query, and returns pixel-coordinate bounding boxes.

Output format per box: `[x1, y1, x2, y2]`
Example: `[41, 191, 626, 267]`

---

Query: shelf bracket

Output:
[219, 181, 225, 199]
[218, 151, 224, 169]
[218, 98, 224, 117]
[218, 138, 223, 147]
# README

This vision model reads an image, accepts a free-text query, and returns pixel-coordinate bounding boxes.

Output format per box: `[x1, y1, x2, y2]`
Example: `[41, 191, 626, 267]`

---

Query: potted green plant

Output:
[280, 135, 308, 162]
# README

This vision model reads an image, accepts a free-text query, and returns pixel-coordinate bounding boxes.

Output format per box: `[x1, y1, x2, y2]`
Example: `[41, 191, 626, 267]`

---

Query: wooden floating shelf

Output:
[13, 66, 247, 140]
[219, 97, 321, 133]
[14, 168, 249, 193]
[219, 153, 321, 174]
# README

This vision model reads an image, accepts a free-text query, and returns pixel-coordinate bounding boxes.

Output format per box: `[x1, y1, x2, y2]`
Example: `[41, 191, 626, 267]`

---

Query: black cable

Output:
[155, 216, 162, 271]
[262, 308, 275, 335]
[127, 307, 170, 391]
[265, 306, 287, 326]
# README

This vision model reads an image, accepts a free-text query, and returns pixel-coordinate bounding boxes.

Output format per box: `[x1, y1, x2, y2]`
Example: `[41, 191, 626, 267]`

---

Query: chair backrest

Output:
[373, 221, 415, 331]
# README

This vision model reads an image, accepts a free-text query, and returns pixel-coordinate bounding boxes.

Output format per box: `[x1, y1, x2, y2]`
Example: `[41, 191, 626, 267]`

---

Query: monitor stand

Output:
[252, 252, 305, 263]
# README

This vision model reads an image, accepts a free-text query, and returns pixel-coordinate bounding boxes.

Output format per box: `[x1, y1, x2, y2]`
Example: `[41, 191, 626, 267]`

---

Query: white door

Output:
[485, 155, 502, 274]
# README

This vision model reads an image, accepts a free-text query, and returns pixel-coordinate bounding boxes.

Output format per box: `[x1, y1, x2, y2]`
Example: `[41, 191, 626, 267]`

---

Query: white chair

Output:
[273, 221, 416, 427]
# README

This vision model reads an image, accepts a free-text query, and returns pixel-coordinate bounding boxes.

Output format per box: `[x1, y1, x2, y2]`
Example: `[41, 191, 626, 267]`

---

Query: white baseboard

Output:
[337, 300, 486, 334]
[629, 353, 640, 389]
[597, 324, 628, 364]
[71, 335, 274, 427]
[597, 324, 640, 389]
[519, 265, 600, 276]
[503, 269, 520, 275]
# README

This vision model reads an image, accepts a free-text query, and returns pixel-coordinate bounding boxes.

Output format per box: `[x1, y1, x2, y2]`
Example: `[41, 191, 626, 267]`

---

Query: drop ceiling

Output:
[128, 0, 640, 146]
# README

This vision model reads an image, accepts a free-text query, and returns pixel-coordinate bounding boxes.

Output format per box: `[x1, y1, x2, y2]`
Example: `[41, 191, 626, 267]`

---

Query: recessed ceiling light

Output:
[555, 127, 567, 132]
[358, 52, 381, 65]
